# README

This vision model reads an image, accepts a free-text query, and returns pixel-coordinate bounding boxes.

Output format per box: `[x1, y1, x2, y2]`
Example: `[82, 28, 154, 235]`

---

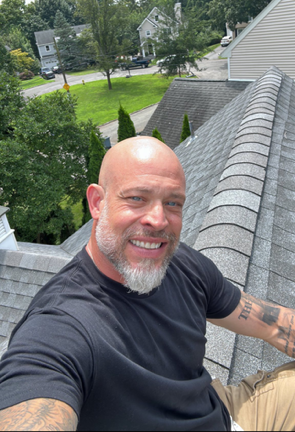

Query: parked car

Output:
[40, 67, 55, 80]
[156, 54, 176, 68]
[220, 36, 233, 47]
[52, 65, 62, 74]
[119, 56, 150, 70]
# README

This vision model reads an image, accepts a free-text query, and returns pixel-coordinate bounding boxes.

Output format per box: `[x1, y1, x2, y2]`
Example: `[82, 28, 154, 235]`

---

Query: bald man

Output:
[0, 137, 295, 431]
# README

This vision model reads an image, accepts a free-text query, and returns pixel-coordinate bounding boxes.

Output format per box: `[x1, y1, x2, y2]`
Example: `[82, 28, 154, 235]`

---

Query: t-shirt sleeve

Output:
[0, 308, 93, 417]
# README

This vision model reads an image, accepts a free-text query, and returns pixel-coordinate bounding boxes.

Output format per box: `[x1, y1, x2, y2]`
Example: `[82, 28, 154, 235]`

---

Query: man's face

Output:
[95, 150, 186, 293]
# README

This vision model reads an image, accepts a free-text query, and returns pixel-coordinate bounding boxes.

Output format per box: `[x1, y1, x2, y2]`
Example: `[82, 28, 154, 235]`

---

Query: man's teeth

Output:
[131, 240, 162, 249]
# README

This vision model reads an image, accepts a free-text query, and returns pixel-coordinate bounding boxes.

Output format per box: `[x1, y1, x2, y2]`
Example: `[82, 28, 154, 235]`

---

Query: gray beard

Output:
[95, 203, 179, 295]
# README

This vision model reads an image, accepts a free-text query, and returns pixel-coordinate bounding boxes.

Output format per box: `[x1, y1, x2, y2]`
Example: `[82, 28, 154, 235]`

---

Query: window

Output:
[45, 45, 50, 52]
[146, 30, 151, 37]
[155, 15, 158, 22]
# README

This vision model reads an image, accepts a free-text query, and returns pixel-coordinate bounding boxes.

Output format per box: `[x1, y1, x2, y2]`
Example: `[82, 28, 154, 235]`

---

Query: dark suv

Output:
[40, 67, 55, 80]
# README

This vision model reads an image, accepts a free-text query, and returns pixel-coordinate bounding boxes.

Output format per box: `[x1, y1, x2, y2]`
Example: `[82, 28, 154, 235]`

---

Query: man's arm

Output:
[0, 398, 78, 431]
[209, 292, 295, 358]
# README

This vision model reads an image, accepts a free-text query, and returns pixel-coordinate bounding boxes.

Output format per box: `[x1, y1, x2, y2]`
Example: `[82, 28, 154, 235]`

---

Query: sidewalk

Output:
[99, 103, 159, 145]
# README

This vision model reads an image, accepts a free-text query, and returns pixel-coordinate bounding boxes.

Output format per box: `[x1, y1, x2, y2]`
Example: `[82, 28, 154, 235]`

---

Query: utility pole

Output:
[53, 37, 70, 93]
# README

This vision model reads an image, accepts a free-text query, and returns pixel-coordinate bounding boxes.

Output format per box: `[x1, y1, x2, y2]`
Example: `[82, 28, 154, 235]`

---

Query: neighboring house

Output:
[143, 79, 250, 150]
[0, 66, 295, 386]
[34, 25, 88, 69]
[137, 3, 181, 57]
[222, 0, 295, 81]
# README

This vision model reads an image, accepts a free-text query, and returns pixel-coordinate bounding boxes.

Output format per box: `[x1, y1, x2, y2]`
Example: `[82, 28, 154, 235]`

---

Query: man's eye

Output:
[167, 202, 177, 207]
[131, 197, 142, 202]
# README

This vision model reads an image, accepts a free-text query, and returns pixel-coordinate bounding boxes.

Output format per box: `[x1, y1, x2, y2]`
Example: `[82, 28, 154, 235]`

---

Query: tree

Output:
[0, 88, 96, 243]
[3, 27, 40, 73]
[34, 0, 77, 28]
[117, 105, 136, 142]
[54, 10, 81, 70]
[0, 71, 24, 139]
[0, 0, 27, 32]
[152, 128, 164, 143]
[154, 9, 209, 78]
[83, 129, 106, 223]
[10, 49, 35, 73]
[77, 0, 127, 90]
[180, 113, 191, 142]
[208, 0, 272, 31]
[0, 42, 16, 74]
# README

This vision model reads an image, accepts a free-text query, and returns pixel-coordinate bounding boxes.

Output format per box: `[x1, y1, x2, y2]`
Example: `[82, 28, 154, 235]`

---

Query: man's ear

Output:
[87, 184, 105, 220]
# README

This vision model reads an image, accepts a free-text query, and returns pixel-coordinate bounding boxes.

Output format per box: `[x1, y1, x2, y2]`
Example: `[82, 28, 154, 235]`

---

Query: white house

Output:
[0, 207, 18, 252]
[137, 3, 181, 58]
[222, 0, 295, 81]
[34, 25, 88, 69]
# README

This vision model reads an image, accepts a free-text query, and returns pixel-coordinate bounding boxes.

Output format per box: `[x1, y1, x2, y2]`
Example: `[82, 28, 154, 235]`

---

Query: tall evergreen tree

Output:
[83, 129, 106, 223]
[54, 10, 81, 70]
[117, 105, 136, 142]
[152, 128, 164, 143]
[180, 113, 191, 143]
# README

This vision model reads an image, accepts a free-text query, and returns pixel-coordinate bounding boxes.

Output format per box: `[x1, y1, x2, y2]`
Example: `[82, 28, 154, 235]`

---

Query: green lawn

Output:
[20, 75, 55, 90]
[66, 74, 176, 125]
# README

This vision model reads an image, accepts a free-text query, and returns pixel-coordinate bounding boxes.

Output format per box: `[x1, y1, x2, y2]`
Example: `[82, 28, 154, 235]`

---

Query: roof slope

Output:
[143, 79, 250, 150]
[175, 66, 295, 382]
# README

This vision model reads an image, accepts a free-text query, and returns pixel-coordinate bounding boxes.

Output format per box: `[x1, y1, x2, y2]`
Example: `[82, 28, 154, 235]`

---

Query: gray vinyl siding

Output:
[229, 0, 295, 80]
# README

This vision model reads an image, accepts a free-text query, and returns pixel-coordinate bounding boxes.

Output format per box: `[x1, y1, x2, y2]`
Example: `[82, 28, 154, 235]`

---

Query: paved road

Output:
[23, 46, 228, 144]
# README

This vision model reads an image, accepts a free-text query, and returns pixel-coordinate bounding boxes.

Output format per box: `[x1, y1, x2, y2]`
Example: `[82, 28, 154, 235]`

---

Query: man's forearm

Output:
[0, 399, 78, 431]
[238, 293, 295, 358]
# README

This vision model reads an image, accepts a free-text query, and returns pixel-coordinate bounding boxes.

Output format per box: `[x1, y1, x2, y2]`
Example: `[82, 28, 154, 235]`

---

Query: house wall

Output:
[37, 43, 58, 69]
[229, 0, 295, 80]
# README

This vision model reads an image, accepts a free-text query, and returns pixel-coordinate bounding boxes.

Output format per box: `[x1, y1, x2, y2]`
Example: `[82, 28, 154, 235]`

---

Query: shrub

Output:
[19, 69, 34, 81]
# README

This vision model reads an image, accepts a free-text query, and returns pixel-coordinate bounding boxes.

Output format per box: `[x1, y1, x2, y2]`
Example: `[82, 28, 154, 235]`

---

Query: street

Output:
[23, 46, 228, 99]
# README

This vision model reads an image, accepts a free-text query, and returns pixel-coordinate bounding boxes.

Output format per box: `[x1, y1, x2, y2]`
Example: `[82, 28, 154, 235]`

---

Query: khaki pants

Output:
[212, 361, 295, 431]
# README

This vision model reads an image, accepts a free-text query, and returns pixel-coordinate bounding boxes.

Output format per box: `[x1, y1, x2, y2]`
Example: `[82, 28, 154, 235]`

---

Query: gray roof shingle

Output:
[143, 79, 250, 150]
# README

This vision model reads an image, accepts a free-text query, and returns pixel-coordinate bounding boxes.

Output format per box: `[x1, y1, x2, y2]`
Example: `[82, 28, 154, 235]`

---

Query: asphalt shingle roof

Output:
[143, 79, 250, 150]
[0, 66, 294, 386]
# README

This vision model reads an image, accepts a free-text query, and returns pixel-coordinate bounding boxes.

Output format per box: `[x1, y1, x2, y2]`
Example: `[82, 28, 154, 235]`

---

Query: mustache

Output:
[123, 228, 177, 243]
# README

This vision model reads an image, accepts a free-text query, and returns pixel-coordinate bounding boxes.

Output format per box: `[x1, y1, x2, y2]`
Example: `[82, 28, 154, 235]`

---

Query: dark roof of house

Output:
[0, 66, 294, 385]
[143, 79, 250, 150]
[34, 25, 88, 46]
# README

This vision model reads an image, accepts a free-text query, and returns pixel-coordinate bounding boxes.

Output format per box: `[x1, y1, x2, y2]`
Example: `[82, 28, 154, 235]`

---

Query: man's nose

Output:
[141, 203, 169, 231]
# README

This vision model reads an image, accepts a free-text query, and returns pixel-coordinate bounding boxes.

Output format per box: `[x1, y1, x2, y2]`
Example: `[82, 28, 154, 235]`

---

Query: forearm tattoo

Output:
[0, 398, 78, 431]
[238, 292, 295, 358]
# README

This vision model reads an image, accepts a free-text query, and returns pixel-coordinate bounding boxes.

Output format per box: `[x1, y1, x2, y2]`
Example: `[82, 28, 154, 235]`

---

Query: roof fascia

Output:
[137, 7, 160, 30]
[222, 0, 282, 58]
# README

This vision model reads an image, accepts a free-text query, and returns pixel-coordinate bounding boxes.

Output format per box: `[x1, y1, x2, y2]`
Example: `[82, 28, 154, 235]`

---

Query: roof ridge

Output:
[194, 67, 284, 288]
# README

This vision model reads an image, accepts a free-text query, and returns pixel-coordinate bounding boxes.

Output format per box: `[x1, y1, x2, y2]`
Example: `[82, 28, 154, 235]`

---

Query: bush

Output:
[152, 128, 164, 143]
[19, 69, 35, 81]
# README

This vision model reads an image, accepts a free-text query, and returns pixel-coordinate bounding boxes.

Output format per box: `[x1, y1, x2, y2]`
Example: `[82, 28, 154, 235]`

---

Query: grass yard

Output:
[20, 75, 55, 90]
[66, 74, 176, 125]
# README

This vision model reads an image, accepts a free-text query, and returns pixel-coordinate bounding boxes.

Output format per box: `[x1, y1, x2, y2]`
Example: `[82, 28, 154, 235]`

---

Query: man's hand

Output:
[0, 398, 78, 431]
[209, 292, 295, 358]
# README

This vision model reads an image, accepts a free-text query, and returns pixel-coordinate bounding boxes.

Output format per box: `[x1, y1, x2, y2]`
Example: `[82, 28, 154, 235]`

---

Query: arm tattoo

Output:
[238, 292, 295, 358]
[0, 399, 78, 431]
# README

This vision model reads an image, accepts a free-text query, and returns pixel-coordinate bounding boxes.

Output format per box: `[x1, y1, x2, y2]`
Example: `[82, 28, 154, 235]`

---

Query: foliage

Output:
[0, 79, 96, 243]
[180, 113, 191, 142]
[83, 129, 106, 223]
[153, 8, 210, 78]
[152, 128, 164, 142]
[34, 0, 80, 28]
[208, 0, 272, 30]
[10, 48, 35, 73]
[117, 104, 136, 142]
[3, 27, 40, 73]
[0, 71, 24, 139]
[0, 0, 27, 32]
[54, 10, 82, 71]
[19, 70, 35, 80]
[0, 41, 16, 74]
[77, 0, 128, 90]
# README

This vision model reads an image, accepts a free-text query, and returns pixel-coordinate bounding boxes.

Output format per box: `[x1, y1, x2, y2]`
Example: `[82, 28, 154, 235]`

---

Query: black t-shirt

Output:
[0, 243, 241, 431]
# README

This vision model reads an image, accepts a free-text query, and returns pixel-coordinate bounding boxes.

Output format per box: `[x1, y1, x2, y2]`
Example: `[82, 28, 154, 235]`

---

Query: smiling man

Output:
[0, 137, 295, 431]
